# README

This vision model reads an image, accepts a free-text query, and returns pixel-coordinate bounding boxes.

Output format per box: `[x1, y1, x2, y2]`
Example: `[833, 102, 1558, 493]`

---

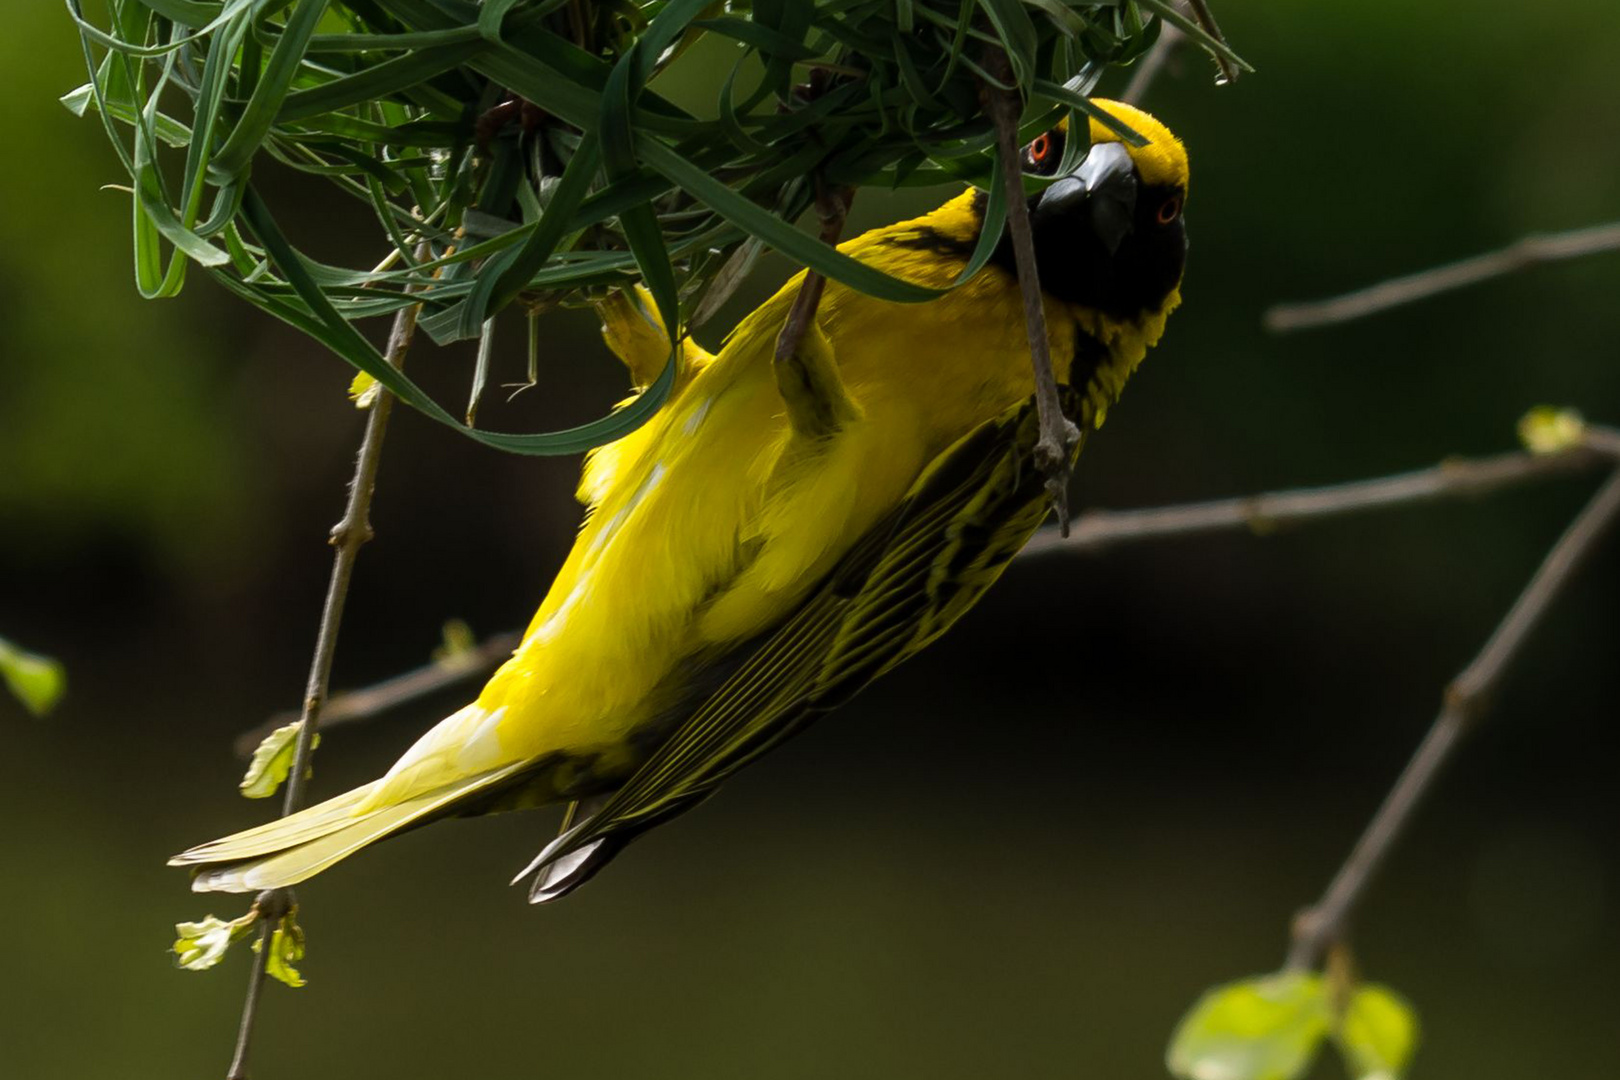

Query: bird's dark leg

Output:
[773, 183, 859, 441]
[599, 289, 673, 390]
[776, 318, 860, 440]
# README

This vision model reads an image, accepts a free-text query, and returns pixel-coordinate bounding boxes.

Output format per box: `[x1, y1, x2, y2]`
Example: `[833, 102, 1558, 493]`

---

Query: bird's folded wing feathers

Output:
[518, 388, 1083, 901]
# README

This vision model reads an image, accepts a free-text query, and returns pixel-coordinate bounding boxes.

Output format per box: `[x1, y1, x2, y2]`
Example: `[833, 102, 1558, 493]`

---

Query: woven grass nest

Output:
[65, 0, 1242, 451]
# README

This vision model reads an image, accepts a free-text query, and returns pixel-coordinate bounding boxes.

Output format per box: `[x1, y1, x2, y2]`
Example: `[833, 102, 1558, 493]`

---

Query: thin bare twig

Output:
[234, 630, 523, 758]
[1122, 22, 1186, 105]
[980, 47, 1080, 534]
[225, 299, 420, 1080]
[1182, 0, 1240, 86]
[1285, 449, 1620, 970]
[1266, 221, 1620, 333]
[1126, 0, 1237, 101]
[1023, 440, 1614, 556]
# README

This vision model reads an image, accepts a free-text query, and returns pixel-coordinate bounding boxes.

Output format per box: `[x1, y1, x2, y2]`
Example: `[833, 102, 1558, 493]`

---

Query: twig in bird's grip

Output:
[979, 47, 1081, 536]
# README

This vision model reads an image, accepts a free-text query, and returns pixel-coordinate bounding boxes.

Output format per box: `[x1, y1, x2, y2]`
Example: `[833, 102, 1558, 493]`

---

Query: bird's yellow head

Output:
[1008, 99, 1189, 320]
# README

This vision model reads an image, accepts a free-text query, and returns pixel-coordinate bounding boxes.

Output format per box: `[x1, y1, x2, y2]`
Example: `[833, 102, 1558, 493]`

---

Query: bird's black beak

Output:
[1032, 141, 1138, 256]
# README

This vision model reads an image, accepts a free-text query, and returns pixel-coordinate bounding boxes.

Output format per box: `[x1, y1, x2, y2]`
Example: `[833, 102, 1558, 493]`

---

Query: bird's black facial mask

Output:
[991, 127, 1188, 320]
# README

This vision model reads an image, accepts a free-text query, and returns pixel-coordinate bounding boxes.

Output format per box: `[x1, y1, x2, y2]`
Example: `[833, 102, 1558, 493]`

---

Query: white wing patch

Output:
[683, 396, 713, 435]
[585, 461, 667, 560]
[530, 578, 590, 644]
[631, 461, 667, 505]
[585, 510, 627, 557]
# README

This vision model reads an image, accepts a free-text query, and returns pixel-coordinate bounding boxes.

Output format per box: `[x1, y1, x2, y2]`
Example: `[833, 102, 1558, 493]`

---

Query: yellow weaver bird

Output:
[173, 100, 1189, 903]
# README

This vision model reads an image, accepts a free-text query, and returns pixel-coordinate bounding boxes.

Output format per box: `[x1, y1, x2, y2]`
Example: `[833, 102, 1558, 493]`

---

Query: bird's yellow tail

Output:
[169, 763, 530, 893]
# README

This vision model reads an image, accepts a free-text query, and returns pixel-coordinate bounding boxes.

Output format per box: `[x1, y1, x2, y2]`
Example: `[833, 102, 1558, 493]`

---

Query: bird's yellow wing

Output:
[517, 386, 1085, 902]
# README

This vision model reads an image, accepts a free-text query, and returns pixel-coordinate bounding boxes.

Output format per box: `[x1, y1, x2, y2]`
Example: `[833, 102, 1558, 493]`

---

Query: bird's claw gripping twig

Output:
[1034, 418, 1081, 534]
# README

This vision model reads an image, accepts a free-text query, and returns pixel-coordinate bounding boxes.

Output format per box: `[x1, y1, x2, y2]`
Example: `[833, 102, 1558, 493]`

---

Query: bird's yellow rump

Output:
[173, 100, 1190, 902]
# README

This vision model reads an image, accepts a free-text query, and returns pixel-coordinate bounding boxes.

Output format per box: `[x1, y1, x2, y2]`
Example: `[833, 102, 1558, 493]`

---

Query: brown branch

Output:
[1265, 221, 1620, 333]
[1022, 439, 1615, 557]
[1285, 450, 1620, 970]
[246, 435, 1618, 741]
[225, 298, 420, 1080]
[980, 47, 1081, 534]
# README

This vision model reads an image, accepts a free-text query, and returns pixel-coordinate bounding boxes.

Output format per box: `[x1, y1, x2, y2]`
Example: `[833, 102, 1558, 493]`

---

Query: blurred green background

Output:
[4, 2, 1619, 1077]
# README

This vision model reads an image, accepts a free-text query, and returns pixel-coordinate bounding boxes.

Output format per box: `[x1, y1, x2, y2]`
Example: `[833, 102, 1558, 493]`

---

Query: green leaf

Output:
[1136, 0, 1254, 75]
[143, 0, 225, 27]
[1167, 973, 1331, 1080]
[1029, 78, 1147, 146]
[276, 38, 491, 122]
[476, 0, 524, 43]
[950, 154, 1007, 286]
[632, 0, 713, 70]
[210, 0, 331, 180]
[239, 720, 319, 800]
[976, 0, 1040, 85]
[1024, 0, 1088, 37]
[254, 911, 308, 988]
[693, 17, 820, 61]
[1334, 984, 1419, 1080]
[637, 139, 946, 304]
[236, 187, 679, 456]
[0, 636, 66, 718]
[59, 83, 193, 147]
[487, 134, 604, 317]
[71, 0, 1192, 461]
[172, 911, 257, 971]
[594, 31, 681, 417]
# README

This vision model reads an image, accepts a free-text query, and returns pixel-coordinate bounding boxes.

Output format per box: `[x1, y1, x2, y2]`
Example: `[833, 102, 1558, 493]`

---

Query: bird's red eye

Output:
[1157, 195, 1182, 225]
[1029, 133, 1054, 165]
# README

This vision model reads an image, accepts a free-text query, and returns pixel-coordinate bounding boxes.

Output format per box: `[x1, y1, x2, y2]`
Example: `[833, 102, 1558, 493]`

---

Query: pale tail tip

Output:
[169, 844, 228, 868]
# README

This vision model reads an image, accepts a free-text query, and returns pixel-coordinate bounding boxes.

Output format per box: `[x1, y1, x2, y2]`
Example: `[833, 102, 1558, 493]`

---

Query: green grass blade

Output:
[638, 138, 945, 303]
[1030, 77, 1146, 145]
[1136, 0, 1253, 73]
[975, 0, 1039, 85]
[211, 0, 330, 179]
[241, 186, 675, 455]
